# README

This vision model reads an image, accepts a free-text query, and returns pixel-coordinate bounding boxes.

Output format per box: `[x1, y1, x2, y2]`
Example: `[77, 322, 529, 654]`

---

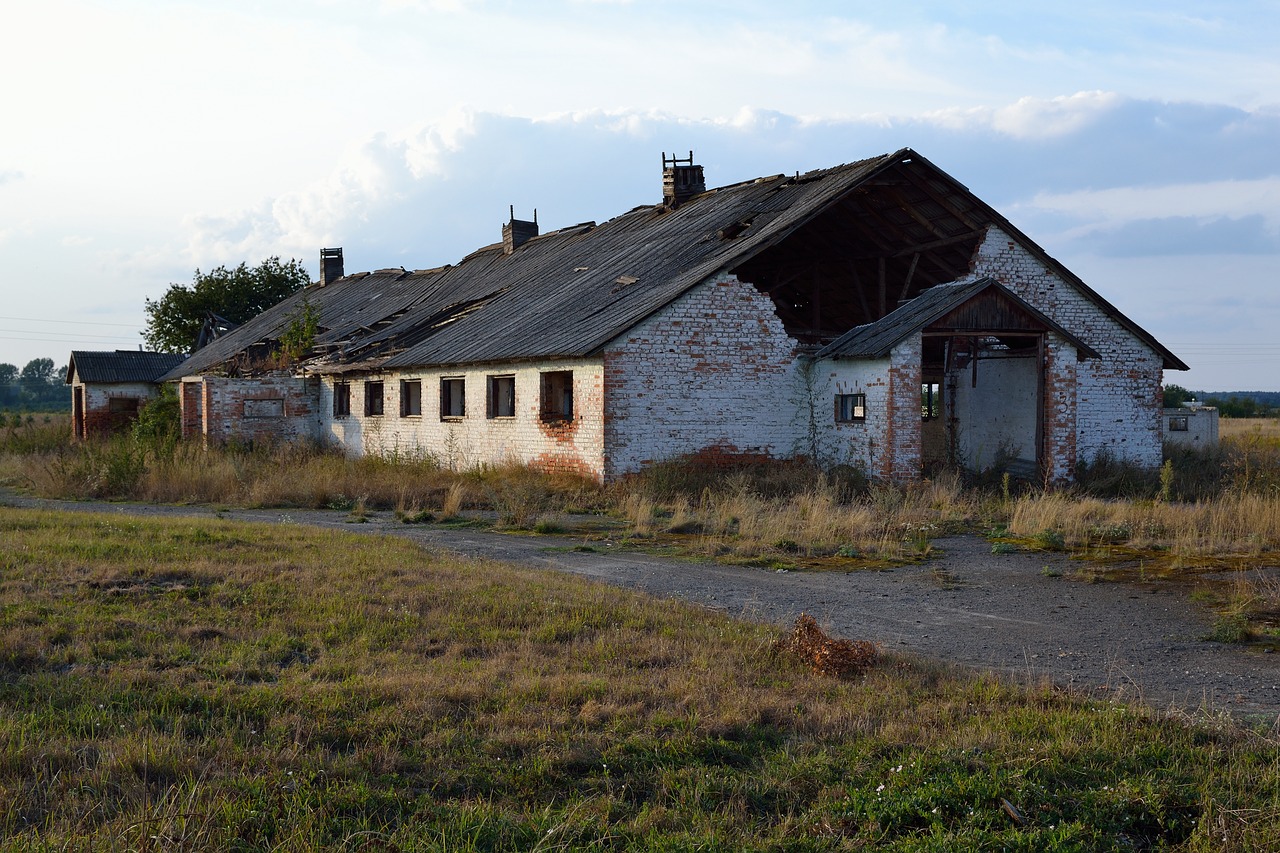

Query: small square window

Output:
[365, 381, 384, 417]
[540, 371, 573, 421]
[400, 379, 422, 417]
[333, 382, 351, 417]
[440, 377, 465, 419]
[835, 393, 866, 423]
[487, 375, 515, 418]
[1169, 416, 1189, 432]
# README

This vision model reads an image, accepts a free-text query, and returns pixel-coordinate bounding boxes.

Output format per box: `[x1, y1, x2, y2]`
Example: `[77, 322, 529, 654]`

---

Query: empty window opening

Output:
[540, 371, 573, 421]
[334, 382, 351, 417]
[400, 379, 422, 417]
[1169, 416, 1189, 432]
[441, 377, 465, 419]
[488, 375, 515, 418]
[922, 383, 941, 421]
[835, 393, 866, 423]
[107, 397, 140, 415]
[364, 381, 384, 417]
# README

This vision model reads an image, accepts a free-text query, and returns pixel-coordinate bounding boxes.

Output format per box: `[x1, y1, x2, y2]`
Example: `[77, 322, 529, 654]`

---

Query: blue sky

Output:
[3, 0, 1279, 389]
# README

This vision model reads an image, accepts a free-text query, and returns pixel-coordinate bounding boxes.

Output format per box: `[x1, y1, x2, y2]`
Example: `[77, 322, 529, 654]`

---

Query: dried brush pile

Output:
[775, 613, 877, 678]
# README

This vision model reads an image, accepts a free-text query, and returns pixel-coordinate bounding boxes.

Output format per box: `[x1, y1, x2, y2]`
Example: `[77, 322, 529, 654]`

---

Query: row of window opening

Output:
[332, 373, 572, 422]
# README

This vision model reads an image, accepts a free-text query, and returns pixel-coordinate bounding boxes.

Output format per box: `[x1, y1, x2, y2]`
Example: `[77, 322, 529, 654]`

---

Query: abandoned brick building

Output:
[159, 148, 1186, 482]
[67, 350, 187, 440]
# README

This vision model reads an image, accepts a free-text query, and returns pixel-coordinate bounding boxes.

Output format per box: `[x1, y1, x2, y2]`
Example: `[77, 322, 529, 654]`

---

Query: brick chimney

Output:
[502, 207, 538, 254]
[663, 151, 705, 210]
[320, 247, 344, 286]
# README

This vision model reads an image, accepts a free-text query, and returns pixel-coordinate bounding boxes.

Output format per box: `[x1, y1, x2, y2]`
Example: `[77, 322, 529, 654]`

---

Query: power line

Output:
[0, 328, 139, 340]
[0, 336, 142, 349]
[0, 315, 141, 328]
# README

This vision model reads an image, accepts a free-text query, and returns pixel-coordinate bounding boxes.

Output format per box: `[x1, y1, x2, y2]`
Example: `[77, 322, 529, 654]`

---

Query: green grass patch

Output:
[1, 507, 1278, 849]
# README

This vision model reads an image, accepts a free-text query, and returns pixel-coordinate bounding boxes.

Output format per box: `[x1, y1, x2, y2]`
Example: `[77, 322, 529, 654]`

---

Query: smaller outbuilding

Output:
[66, 350, 187, 440]
[1161, 402, 1219, 448]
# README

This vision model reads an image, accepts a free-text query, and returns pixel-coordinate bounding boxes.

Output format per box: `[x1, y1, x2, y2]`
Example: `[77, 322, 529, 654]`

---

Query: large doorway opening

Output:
[922, 333, 1044, 478]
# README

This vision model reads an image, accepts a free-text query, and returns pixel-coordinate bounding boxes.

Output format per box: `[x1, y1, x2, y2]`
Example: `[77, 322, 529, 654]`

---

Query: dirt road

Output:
[5, 492, 1278, 717]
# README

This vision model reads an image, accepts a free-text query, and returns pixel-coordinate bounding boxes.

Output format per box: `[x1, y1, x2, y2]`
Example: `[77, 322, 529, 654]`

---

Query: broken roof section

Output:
[67, 350, 187, 385]
[817, 277, 1102, 361]
[161, 148, 1185, 382]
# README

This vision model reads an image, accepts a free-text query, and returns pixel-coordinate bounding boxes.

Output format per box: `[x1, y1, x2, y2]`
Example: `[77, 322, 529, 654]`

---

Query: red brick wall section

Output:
[73, 381, 159, 440]
[180, 381, 202, 442]
[1042, 335, 1078, 484]
[885, 336, 923, 480]
[188, 376, 320, 447]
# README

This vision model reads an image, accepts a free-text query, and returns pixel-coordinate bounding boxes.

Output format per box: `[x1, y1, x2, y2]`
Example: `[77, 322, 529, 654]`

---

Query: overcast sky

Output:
[3, 0, 1279, 390]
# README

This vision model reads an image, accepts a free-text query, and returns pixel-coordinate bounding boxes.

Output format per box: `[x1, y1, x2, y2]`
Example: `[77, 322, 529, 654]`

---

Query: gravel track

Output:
[6, 492, 1278, 718]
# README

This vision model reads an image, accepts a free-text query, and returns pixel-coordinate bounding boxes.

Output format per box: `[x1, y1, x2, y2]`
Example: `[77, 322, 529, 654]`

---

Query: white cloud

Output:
[165, 97, 1280, 275]
[924, 91, 1124, 139]
[992, 91, 1124, 139]
[1028, 177, 1280, 233]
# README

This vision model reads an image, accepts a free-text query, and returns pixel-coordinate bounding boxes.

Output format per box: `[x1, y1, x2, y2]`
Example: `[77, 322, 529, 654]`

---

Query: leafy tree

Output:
[20, 358, 55, 388]
[0, 363, 17, 407]
[15, 358, 67, 411]
[1204, 394, 1263, 418]
[143, 257, 311, 353]
[1162, 384, 1193, 408]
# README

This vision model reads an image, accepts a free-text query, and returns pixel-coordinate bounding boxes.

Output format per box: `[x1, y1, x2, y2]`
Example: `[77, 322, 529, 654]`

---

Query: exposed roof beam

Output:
[883, 187, 949, 241]
[894, 163, 984, 231]
[891, 229, 986, 258]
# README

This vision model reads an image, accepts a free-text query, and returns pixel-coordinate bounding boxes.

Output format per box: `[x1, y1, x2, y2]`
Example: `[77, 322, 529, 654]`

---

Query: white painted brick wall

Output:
[821, 357, 893, 473]
[974, 228, 1164, 468]
[601, 274, 805, 473]
[320, 359, 605, 478]
[77, 381, 158, 413]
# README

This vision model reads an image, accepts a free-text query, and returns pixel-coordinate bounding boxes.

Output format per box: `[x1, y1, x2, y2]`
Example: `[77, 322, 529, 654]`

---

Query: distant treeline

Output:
[0, 358, 70, 414]
[1165, 385, 1279, 418]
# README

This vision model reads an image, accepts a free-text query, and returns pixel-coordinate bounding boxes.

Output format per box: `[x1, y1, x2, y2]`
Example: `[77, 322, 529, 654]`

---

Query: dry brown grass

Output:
[1008, 490, 1280, 558]
[1221, 418, 1280, 440]
[616, 471, 976, 566]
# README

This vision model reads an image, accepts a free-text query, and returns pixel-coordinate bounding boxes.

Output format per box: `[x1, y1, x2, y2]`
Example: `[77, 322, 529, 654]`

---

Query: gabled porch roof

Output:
[815, 277, 1102, 360]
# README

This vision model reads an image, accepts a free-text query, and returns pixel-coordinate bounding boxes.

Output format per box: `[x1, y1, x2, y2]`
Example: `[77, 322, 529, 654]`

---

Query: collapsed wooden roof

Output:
[162, 148, 1186, 381]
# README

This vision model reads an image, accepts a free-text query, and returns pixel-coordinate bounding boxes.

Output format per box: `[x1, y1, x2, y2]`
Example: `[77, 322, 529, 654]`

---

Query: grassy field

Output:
[6, 413, 1280, 644]
[1222, 418, 1280, 440]
[2, 507, 1280, 850]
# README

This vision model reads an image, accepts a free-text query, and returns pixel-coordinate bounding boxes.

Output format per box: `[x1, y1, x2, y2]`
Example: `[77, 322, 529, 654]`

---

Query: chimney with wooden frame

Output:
[320, 247, 344, 286]
[502, 206, 539, 254]
[662, 151, 705, 210]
